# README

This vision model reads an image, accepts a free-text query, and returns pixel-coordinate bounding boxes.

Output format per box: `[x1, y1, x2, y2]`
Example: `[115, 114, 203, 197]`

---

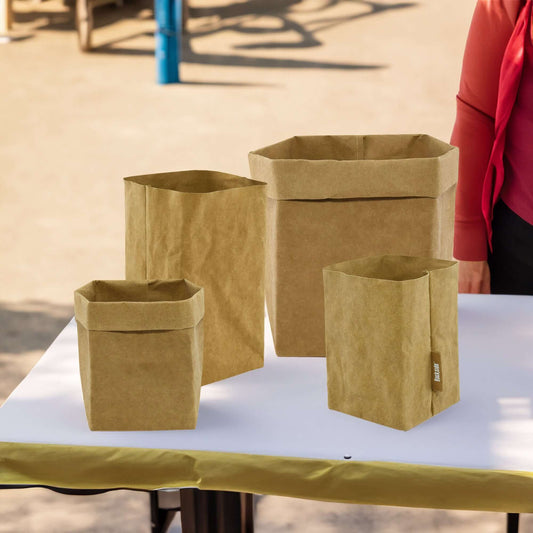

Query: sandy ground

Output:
[1, 0, 532, 531]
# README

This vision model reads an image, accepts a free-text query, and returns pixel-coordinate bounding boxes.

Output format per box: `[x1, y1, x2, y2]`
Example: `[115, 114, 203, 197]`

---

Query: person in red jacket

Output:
[452, 0, 533, 294]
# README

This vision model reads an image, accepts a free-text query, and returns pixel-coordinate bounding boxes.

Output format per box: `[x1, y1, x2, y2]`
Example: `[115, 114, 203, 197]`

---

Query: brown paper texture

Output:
[323, 256, 459, 431]
[74, 279, 204, 431]
[124, 170, 266, 385]
[249, 135, 458, 357]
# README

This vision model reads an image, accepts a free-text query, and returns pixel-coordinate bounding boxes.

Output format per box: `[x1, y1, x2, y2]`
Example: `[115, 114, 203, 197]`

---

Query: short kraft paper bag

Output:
[124, 170, 266, 385]
[323, 256, 459, 431]
[249, 135, 458, 357]
[74, 279, 204, 431]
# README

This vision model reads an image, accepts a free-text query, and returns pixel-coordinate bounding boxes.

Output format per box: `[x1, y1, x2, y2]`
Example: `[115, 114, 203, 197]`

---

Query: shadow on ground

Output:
[97, 36, 385, 70]
[0, 301, 72, 402]
[0, 301, 73, 356]
[94, 0, 417, 69]
[188, 0, 417, 50]
[13, 0, 417, 70]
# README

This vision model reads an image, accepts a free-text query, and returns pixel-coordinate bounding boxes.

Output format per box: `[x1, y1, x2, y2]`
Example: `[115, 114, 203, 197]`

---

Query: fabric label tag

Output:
[431, 352, 443, 392]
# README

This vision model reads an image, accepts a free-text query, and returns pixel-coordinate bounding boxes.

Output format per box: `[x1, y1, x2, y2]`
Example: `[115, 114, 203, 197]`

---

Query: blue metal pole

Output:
[155, 0, 182, 83]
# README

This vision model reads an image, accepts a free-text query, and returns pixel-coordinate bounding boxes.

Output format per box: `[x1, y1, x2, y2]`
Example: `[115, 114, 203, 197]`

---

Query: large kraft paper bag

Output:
[249, 134, 458, 357]
[74, 279, 204, 431]
[124, 170, 266, 385]
[323, 256, 459, 431]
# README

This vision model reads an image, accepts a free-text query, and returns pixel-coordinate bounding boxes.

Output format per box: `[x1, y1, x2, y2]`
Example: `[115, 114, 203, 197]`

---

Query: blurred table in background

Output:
[76, 0, 186, 83]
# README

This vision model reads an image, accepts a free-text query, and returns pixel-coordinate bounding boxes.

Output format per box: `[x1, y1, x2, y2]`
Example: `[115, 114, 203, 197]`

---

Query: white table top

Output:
[0, 294, 532, 474]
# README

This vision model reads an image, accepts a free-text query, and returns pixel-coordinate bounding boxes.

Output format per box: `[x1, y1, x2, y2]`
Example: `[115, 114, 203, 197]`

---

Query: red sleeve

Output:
[451, 0, 518, 261]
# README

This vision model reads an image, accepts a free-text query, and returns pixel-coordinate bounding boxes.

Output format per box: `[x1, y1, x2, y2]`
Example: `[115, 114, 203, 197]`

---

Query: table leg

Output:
[7, 0, 12, 29]
[150, 490, 180, 533]
[240, 493, 254, 533]
[182, 0, 188, 33]
[507, 513, 520, 533]
[180, 489, 254, 533]
[75, 0, 93, 51]
[0, 0, 10, 41]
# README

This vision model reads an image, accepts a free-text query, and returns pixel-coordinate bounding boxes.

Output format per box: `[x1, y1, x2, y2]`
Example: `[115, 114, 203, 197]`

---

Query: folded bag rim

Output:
[124, 169, 266, 195]
[249, 134, 456, 162]
[74, 279, 205, 332]
[249, 134, 458, 201]
[323, 256, 458, 284]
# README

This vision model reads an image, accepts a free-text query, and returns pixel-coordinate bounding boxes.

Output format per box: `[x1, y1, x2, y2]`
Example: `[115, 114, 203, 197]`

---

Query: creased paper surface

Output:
[125, 171, 266, 384]
[74, 279, 204, 431]
[323, 256, 459, 430]
[249, 134, 458, 357]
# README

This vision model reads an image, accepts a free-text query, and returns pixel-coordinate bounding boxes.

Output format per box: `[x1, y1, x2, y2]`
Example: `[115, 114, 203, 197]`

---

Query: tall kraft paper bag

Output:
[249, 135, 458, 357]
[74, 279, 204, 431]
[323, 256, 459, 431]
[124, 170, 266, 385]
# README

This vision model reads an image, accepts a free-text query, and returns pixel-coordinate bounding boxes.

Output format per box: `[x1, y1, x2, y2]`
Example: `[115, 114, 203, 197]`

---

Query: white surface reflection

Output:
[0, 295, 532, 473]
[491, 397, 533, 470]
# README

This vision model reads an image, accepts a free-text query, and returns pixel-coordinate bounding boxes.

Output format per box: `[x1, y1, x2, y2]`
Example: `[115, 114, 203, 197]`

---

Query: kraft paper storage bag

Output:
[323, 255, 459, 431]
[74, 279, 204, 431]
[124, 170, 266, 385]
[249, 134, 458, 357]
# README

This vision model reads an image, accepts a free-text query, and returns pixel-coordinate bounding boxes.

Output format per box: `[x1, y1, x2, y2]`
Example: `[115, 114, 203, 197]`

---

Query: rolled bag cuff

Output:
[74, 286, 205, 332]
[453, 219, 488, 261]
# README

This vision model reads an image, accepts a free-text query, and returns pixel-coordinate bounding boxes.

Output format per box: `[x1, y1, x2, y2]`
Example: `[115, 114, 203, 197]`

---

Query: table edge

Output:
[1, 441, 532, 513]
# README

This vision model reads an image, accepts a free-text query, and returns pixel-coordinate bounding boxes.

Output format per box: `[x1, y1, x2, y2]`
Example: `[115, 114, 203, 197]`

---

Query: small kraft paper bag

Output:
[74, 279, 204, 431]
[124, 170, 266, 385]
[249, 134, 458, 357]
[323, 256, 459, 431]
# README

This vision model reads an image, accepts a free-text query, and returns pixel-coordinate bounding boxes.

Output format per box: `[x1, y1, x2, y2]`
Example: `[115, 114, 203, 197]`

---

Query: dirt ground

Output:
[1, 0, 532, 531]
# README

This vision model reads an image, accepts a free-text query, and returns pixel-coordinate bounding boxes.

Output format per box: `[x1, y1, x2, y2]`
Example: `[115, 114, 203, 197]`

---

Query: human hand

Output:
[458, 260, 491, 294]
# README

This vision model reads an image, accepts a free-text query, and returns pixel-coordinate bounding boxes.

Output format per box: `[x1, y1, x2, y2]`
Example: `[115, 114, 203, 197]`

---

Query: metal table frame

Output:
[0, 485, 253, 533]
[0, 484, 520, 532]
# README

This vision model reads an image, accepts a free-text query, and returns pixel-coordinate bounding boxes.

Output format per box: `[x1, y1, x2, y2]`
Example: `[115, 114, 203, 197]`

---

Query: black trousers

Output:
[488, 201, 533, 295]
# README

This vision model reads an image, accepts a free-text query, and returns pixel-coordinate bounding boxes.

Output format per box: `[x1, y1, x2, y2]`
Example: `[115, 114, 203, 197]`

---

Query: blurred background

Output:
[2, 0, 531, 531]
